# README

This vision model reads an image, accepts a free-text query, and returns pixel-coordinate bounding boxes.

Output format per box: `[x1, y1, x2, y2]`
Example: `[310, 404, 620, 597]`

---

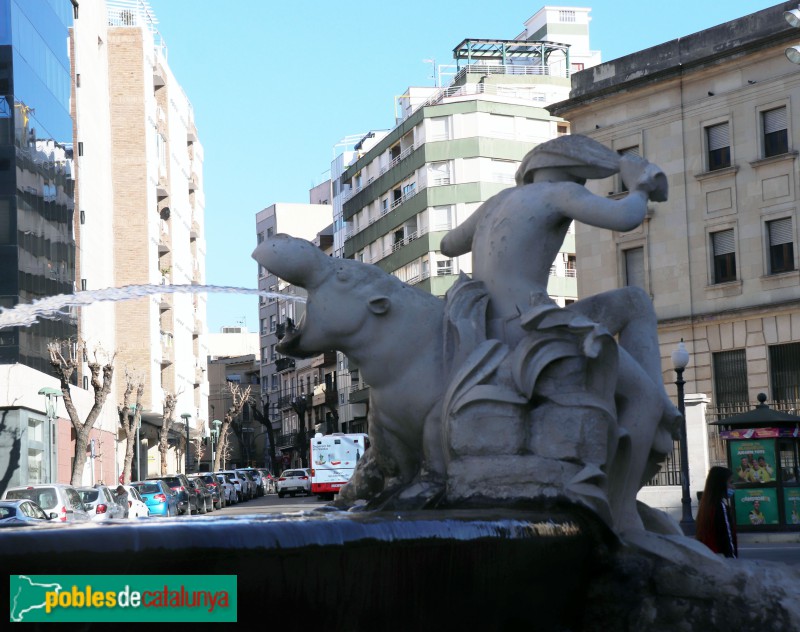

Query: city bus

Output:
[309, 432, 369, 498]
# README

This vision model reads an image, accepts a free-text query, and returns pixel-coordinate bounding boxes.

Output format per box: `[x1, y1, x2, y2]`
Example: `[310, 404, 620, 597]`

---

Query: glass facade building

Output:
[0, 0, 76, 373]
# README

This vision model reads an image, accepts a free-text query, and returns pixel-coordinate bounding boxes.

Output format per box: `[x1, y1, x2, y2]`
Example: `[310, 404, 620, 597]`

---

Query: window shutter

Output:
[712, 229, 735, 255]
[764, 107, 787, 134]
[707, 123, 730, 151]
[769, 218, 792, 246]
[619, 146, 640, 157]
[624, 247, 645, 288]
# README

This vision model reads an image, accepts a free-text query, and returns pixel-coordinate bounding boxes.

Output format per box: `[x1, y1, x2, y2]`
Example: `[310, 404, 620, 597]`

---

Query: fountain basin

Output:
[1, 506, 613, 629]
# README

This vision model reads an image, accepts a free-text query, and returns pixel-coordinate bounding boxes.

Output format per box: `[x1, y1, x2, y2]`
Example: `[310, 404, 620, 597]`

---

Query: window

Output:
[429, 116, 450, 141]
[491, 114, 514, 138]
[429, 162, 451, 186]
[437, 259, 453, 276]
[624, 247, 645, 288]
[269, 315, 276, 332]
[559, 9, 576, 22]
[270, 344, 276, 361]
[767, 218, 794, 274]
[257, 232, 264, 244]
[260, 318, 267, 335]
[769, 342, 800, 402]
[711, 229, 736, 283]
[81, 278, 87, 291]
[617, 147, 640, 192]
[713, 350, 748, 405]
[762, 107, 788, 158]
[432, 206, 452, 231]
[706, 123, 731, 171]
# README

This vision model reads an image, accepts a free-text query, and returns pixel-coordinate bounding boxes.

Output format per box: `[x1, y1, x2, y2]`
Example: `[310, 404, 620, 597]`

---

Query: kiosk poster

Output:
[734, 488, 779, 526]
[784, 488, 800, 526]
[731, 439, 776, 485]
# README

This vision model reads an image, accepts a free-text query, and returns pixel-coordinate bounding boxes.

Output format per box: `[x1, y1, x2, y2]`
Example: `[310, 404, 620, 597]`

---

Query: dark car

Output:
[146, 474, 198, 515]
[187, 477, 212, 514]
[190, 473, 223, 510]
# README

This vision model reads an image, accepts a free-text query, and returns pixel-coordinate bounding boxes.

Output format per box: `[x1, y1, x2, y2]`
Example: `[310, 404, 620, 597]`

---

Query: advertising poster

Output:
[733, 488, 779, 526]
[730, 439, 776, 486]
[784, 488, 800, 526]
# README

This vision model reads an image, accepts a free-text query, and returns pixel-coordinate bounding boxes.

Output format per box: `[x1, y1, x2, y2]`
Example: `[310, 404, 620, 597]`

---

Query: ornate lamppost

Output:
[180, 412, 192, 474]
[671, 339, 694, 535]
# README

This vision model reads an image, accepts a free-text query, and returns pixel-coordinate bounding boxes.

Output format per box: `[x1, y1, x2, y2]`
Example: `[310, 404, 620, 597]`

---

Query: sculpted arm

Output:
[556, 155, 667, 232]
[440, 201, 489, 257]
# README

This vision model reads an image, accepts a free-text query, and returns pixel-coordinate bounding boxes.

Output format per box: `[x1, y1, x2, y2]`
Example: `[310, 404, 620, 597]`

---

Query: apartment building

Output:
[256, 203, 336, 469]
[551, 2, 800, 414]
[61, 0, 211, 479]
[335, 6, 600, 427]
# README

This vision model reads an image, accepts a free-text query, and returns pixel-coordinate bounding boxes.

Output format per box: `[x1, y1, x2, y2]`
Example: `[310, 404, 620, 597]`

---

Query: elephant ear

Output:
[252, 234, 330, 289]
[367, 296, 390, 315]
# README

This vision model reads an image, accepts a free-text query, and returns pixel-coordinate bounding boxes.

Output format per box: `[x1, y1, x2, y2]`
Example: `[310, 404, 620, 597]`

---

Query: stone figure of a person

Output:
[441, 134, 678, 531]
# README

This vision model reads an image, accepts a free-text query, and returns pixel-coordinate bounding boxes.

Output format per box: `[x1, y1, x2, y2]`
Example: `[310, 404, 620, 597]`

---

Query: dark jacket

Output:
[697, 500, 738, 558]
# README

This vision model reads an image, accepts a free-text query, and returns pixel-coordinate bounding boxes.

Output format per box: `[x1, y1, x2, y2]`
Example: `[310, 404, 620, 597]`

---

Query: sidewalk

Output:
[737, 531, 800, 544]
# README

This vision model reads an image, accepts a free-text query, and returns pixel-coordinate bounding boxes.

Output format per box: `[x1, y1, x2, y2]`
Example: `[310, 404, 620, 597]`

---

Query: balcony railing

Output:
[275, 432, 297, 449]
[275, 357, 296, 372]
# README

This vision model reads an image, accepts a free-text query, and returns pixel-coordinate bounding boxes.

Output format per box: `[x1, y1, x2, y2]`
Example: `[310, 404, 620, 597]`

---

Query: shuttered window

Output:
[617, 146, 640, 192]
[706, 123, 731, 171]
[770, 342, 800, 402]
[712, 229, 736, 283]
[768, 217, 795, 274]
[763, 107, 789, 157]
[713, 349, 749, 405]
[624, 247, 645, 289]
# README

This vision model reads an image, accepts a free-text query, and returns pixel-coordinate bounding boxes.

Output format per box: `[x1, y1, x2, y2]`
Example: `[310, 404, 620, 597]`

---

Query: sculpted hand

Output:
[619, 154, 668, 203]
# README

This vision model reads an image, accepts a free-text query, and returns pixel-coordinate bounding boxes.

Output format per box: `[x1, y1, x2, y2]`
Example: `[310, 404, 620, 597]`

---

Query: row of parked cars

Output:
[0, 467, 274, 525]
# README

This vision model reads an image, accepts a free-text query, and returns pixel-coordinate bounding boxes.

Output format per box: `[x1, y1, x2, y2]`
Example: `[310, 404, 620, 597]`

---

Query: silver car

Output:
[2, 484, 90, 522]
[0, 499, 56, 525]
[77, 485, 128, 521]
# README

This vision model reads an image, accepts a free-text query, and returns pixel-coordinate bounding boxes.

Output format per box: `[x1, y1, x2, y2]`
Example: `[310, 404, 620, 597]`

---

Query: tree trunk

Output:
[48, 340, 114, 487]
[159, 393, 177, 475]
[118, 378, 145, 483]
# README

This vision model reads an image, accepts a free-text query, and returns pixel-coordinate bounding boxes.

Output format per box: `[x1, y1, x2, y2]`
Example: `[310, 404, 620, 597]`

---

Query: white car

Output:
[122, 484, 150, 518]
[277, 468, 312, 498]
[215, 474, 237, 505]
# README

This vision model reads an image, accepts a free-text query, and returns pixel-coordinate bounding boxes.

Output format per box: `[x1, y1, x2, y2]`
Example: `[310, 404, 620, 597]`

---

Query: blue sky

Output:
[146, 0, 775, 333]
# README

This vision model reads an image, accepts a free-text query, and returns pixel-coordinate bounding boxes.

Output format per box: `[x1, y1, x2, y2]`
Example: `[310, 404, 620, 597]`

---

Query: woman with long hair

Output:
[695, 466, 737, 558]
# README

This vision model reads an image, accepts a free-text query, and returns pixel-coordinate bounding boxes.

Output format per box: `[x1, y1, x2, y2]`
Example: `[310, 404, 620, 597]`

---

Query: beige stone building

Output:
[551, 2, 800, 419]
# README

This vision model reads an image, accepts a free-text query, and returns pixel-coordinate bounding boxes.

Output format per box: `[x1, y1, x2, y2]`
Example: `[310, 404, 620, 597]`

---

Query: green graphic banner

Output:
[9, 575, 237, 623]
[784, 488, 800, 526]
[731, 439, 776, 485]
[733, 488, 779, 526]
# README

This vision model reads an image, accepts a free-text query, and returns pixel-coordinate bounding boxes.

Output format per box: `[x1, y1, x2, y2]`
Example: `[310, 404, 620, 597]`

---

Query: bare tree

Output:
[159, 392, 178, 475]
[192, 431, 205, 471]
[0, 410, 21, 495]
[48, 339, 114, 486]
[252, 396, 278, 474]
[213, 382, 251, 472]
[117, 373, 144, 483]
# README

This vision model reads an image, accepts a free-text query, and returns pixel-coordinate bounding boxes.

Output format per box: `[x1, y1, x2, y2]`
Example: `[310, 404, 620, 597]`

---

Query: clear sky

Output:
[145, 0, 775, 333]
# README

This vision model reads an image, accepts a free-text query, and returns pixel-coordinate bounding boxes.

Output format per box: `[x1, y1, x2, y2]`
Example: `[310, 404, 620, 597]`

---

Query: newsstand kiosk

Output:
[711, 393, 800, 532]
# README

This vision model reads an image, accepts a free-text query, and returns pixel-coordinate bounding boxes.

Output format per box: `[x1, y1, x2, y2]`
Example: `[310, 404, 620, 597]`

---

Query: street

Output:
[213, 490, 326, 516]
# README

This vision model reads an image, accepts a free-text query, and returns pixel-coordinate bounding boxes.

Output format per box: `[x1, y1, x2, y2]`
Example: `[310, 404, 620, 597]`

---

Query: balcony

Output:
[275, 432, 297, 450]
[194, 365, 204, 384]
[311, 350, 337, 368]
[160, 331, 173, 365]
[275, 357, 296, 372]
[156, 176, 168, 199]
[188, 174, 198, 192]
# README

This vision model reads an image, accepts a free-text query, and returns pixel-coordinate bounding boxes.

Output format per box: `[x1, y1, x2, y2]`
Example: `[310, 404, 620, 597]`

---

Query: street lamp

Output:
[180, 413, 192, 474]
[211, 419, 221, 470]
[38, 387, 61, 483]
[671, 339, 694, 535]
[785, 7, 800, 63]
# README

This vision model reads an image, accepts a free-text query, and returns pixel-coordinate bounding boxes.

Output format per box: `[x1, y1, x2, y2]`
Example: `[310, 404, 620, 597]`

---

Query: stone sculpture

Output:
[253, 235, 447, 506]
[252, 135, 677, 534]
